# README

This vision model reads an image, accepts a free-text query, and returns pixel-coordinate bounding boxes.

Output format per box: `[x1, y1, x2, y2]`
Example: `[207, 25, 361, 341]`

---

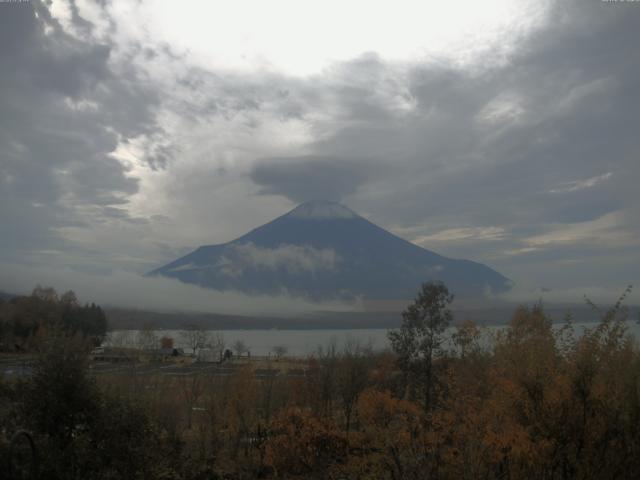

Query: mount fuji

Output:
[148, 201, 511, 300]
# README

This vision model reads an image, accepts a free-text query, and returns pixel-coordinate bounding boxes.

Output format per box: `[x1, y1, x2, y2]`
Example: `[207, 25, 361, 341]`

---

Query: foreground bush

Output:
[7, 331, 180, 480]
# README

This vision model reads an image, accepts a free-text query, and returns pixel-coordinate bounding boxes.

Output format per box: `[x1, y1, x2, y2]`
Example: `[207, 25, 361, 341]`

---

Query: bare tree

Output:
[180, 322, 212, 355]
[233, 339, 248, 357]
[272, 345, 287, 359]
[338, 338, 371, 432]
[137, 322, 158, 350]
[314, 339, 338, 417]
[210, 332, 226, 360]
[451, 319, 481, 359]
[197, 332, 226, 362]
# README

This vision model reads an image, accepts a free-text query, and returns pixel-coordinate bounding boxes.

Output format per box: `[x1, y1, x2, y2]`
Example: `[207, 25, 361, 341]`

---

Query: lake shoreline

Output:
[105, 303, 637, 331]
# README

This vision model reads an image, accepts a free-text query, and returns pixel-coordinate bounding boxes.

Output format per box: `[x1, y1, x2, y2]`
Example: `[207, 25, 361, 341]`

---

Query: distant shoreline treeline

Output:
[1, 287, 637, 333]
[103, 304, 620, 331]
[0, 286, 107, 350]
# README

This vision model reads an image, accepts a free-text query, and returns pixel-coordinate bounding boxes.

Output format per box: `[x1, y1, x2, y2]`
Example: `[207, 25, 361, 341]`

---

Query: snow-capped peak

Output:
[287, 201, 357, 220]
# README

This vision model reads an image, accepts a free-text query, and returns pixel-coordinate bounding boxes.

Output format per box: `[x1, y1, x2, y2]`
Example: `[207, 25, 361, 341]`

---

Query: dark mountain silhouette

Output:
[148, 201, 511, 299]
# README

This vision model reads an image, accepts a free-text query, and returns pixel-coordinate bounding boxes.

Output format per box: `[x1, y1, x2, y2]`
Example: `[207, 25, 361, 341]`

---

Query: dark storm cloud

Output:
[250, 156, 370, 203]
[0, 3, 109, 97]
[0, 1, 162, 261]
[304, 1, 638, 235]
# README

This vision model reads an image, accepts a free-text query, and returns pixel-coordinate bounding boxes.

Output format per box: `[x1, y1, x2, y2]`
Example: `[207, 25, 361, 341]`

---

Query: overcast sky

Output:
[0, 0, 638, 307]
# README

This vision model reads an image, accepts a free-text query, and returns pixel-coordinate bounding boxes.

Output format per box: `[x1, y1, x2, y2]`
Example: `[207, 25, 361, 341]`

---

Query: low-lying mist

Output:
[0, 263, 361, 317]
[1, 263, 636, 319]
[493, 282, 639, 307]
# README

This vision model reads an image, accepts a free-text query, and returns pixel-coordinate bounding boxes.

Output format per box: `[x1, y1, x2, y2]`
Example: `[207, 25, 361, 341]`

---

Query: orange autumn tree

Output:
[348, 388, 457, 480]
[470, 290, 640, 480]
[264, 406, 347, 477]
[226, 365, 259, 459]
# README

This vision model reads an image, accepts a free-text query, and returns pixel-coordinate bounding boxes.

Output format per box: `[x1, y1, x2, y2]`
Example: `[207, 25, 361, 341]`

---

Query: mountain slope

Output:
[148, 201, 511, 299]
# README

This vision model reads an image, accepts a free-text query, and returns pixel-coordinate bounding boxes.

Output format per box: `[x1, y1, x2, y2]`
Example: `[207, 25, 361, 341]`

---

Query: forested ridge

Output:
[0, 286, 107, 349]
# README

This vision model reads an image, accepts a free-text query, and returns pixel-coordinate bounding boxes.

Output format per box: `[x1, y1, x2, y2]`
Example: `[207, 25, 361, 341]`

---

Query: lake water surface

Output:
[107, 320, 640, 357]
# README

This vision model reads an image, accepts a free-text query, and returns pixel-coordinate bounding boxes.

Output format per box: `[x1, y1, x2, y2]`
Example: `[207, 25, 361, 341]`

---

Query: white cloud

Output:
[549, 172, 613, 194]
[217, 243, 341, 278]
[99, 0, 553, 76]
[522, 212, 631, 249]
[413, 226, 507, 245]
[495, 212, 633, 258]
[476, 92, 525, 125]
